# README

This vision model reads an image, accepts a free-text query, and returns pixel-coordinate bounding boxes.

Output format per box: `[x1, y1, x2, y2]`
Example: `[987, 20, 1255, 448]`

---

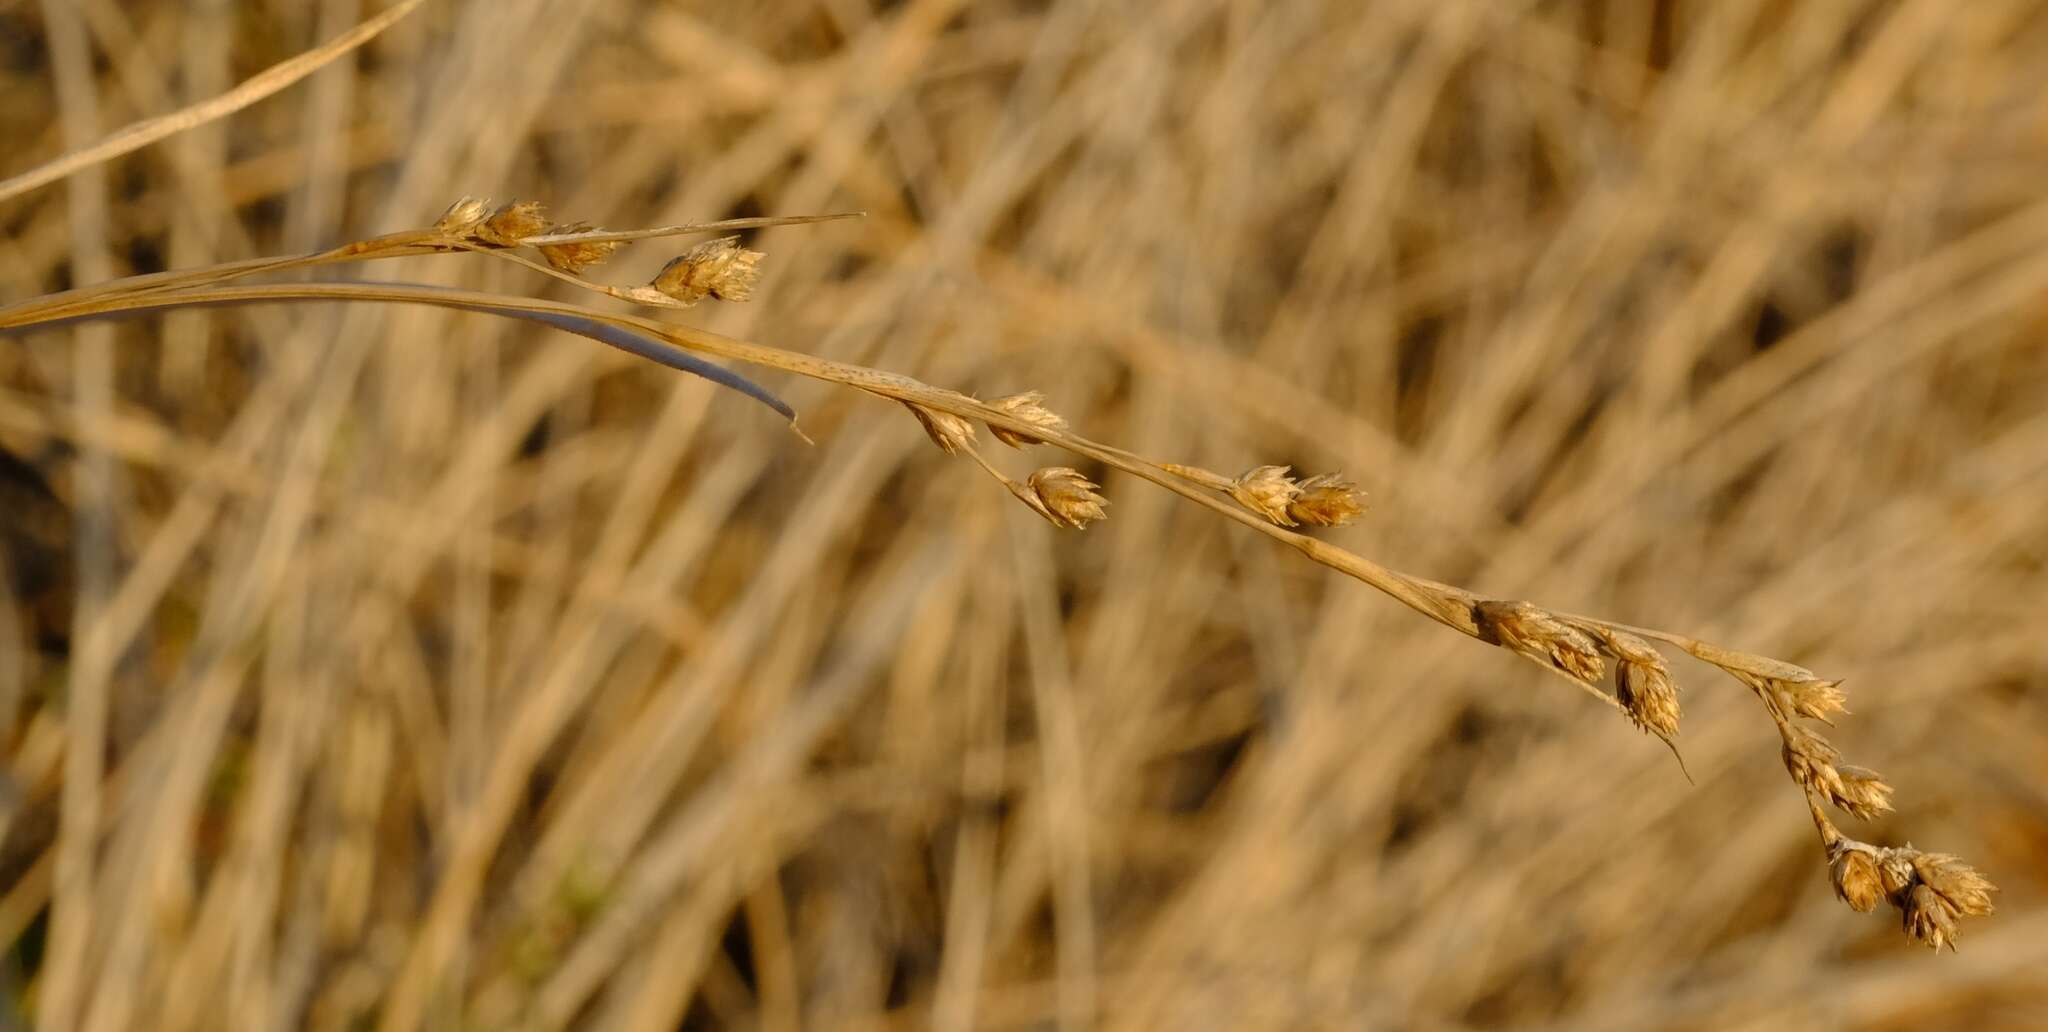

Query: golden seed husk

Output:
[1828, 844, 1884, 912]
[1229, 465, 1302, 526]
[987, 391, 1068, 448]
[905, 402, 976, 455]
[1910, 852, 1997, 917]
[1616, 657, 1681, 740]
[1781, 725, 1841, 793]
[1028, 467, 1109, 529]
[1286, 473, 1367, 527]
[475, 200, 549, 246]
[1475, 600, 1605, 685]
[1833, 765, 1896, 820]
[1781, 727, 1893, 820]
[1780, 677, 1850, 722]
[434, 196, 492, 236]
[651, 236, 763, 305]
[537, 222, 624, 273]
[1903, 882, 1961, 951]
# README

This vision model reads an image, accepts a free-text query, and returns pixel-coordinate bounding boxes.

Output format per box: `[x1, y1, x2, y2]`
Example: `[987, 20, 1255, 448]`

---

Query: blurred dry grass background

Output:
[3, 0, 2048, 1028]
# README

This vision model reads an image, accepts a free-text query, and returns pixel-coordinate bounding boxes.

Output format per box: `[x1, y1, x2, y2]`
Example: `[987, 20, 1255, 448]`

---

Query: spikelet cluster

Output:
[1589, 627, 1681, 740]
[906, 402, 976, 455]
[986, 391, 1068, 448]
[474, 200, 549, 246]
[414, 198, 1988, 957]
[1474, 600, 1605, 686]
[1826, 840, 1996, 950]
[1025, 468, 1108, 529]
[1188, 465, 1368, 528]
[652, 237, 764, 305]
[432, 198, 766, 305]
[538, 222, 624, 273]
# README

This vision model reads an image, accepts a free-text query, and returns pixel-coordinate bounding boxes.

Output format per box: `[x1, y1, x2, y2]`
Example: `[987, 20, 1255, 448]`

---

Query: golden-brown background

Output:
[3, 1, 2046, 1028]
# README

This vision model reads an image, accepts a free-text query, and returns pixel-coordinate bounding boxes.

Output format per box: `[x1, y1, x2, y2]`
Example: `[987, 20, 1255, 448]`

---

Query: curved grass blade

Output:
[2, 286, 805, 435]
[507, 308, 798, 426]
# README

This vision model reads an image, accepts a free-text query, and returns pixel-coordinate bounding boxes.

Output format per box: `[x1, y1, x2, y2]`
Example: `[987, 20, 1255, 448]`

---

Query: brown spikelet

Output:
[434, 196, 492, 236]
[1588, 627, 1681, 739]
[1780, 677, 1850, 723]
[1286, 474, 1367, 527]
[1782, 727, 1893, 820]
[1911, 852, 1998, 918]
[537, 223, 624, 273]
[986, 391, 1068, 448]
[1730, 661, 1849, 724]
[905, 402, 975, 455]
[651, 236, 764, 305]
[1903, 883, 1962, 951]
[1834, 765, 1896, 820]
[1828, 843, 1885, 913]
[1474, 601, 1605, 685]
[1615, 654, 1681, 740]
[1781, 725, 1842, 795]
[1027, 467, 1108, 529]
[475, 200, 549, 246]
[1228, 465, 1302, 526]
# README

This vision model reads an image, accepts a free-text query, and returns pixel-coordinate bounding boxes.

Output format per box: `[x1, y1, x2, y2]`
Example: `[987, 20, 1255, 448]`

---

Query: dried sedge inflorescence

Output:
[1780, 675, 1850, 724]
[905, 394, 1106, 530]
[1162, 463, 1368, 528]
[1459, 593, 1992, 946]
[429, 200, 764, 309]
[1781, 724, 1895, 820]
[1727, 661, 1852, 725]
[1753, 652, 1996, 943]
[1587, 625, 1681, 741]
[1474, 600, 1606, 687]
[1824, 833, 1996, 950]
[434, 196, 493, 236]
[16, 194, 1989, 957]
[1737, 647, 1995, 943]
[906, 401, 977, 455]
[1026, 467, 1108, 529]
[1290, 473, 1368, 527]
[986, 391, 1068, 448]
[474, 200, 550, 247]
[537, 222, 624, 274]
[1229, 465, 1303, 526]
[652, 236, 764, 305]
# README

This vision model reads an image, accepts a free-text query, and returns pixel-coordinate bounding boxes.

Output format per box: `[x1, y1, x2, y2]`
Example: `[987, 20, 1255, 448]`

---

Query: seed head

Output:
[1833, 765, 1896, 821]
[1027, 467, 1109, 529]
[1616, 655, 1681, 740]
[905, 402, 975, 455]
[1229, 465, 1303, 526]
[435, 196, 492, 236]
[1781, 727, 1893, 820]
[1903, 883, 1962, 951]
[1474, 600, 1605, 686]
[475, 200, 549, 246]
[1827, 843, 1885, 913]
[1910, 852, 1997, 917]
[986, 391, 1068, 448]
[1781, 725, 1842, 793]
[1730, 660, 1849, 723]
[651, 236, 764, 305]
[1780, 677, 1850, 723]
[1286, 474, 1367, 527]
[538, 222, 624, 273]
[1584, 627, 1681, 738]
